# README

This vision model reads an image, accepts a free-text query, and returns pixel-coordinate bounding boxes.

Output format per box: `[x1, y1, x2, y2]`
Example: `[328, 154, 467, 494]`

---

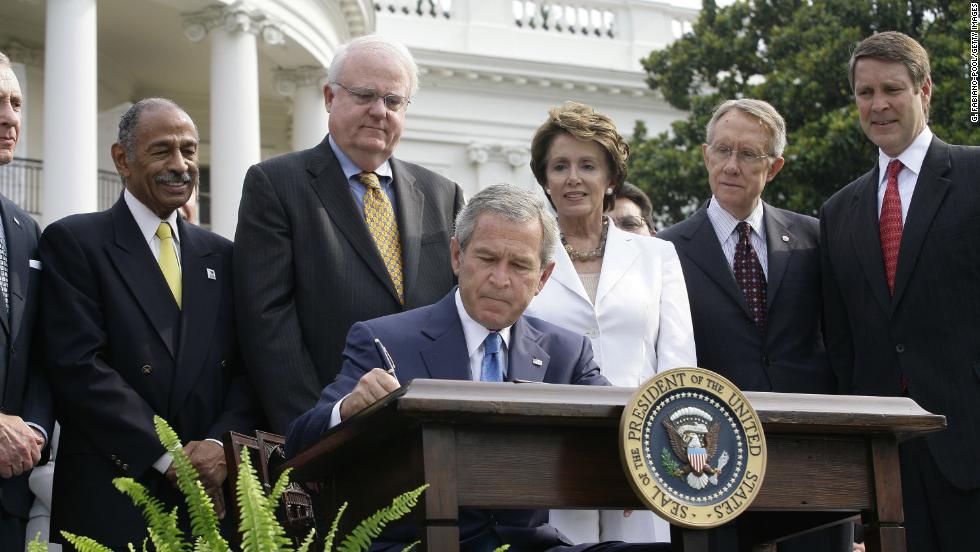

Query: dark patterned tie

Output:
[358, 171, 404, 304]
[880, 159, 904, 297]
[734, 222, 767, 332]
[0, 224, 8, 315]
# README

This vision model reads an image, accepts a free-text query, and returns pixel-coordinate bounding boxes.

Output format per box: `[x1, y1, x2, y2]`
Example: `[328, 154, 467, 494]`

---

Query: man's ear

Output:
[766, 156, 785, 182]
[536, 260, 556, 294]
[324, 83, 335, 114]
[450, 237, 462, 276]
[111, 143, 131, 182]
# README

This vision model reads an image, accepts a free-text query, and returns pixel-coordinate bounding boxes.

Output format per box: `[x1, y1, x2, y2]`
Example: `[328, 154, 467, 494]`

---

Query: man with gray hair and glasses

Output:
[0, 50, 53, 551]
[659, 99, 848, 551]
[235, 34, 464, 435]
[288, 184, 672, 552]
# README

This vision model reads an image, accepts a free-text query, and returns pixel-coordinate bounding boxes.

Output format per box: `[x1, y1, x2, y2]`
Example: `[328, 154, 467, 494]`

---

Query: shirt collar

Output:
[123, 188, 181, 247]
[707, 196, 766, 241]
[878, 126, 932, 186]
[328, 134, 393, 183]
[454, 288, 512, 358]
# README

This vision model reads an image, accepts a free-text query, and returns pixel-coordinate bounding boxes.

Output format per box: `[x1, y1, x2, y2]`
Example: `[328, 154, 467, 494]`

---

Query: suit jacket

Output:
[0, 194, 53, 523]
[659, 202, 835, 394]
[235, 136, 465, 433]
[286, 290, 608, 550]
[820, 136, 980, 489]
[39, 198, 261, 547]
[526, 221, 696, 386]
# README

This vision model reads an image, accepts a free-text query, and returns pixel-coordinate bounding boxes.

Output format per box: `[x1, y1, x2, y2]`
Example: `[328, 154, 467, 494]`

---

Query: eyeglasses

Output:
[332, 82, 411, 112]
[707, 144, 772, 168]
[613, 215, 651, 233]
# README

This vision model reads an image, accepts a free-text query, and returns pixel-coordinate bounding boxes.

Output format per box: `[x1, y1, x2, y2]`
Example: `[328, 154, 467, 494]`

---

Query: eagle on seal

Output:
[663, 406, 729, 490]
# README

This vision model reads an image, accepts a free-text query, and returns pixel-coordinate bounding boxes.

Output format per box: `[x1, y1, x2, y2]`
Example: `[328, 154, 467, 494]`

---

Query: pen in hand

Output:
[374, 338, 398, 378]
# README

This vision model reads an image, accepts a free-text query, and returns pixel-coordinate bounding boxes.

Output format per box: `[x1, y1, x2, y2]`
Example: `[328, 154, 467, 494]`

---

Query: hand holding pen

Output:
[340, 338, 400, 420]
[374, 338, 397, 378]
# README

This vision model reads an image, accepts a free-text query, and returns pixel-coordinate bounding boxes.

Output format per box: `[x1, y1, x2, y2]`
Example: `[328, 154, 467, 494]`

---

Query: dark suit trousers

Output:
[900, 436, 980, 552]
[0, 510, 25, 551]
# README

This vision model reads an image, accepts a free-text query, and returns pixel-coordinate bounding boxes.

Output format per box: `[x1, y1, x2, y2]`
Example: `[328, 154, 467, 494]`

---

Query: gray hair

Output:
[0, 50, 9, 68]
[327, 35, 419, 97]
[117, 98, 197, 160]
[454, 184, 559, 267]
[705, 98, 787, 157]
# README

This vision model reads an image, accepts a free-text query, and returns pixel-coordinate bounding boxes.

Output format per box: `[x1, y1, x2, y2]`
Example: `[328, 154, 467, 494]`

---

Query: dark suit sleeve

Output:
[39, 221, 164, 475]
[234, 164, 323, 433]
[285, 321, 381, 458]
[571, 335, 609, 387]
[22, 217, 54, 455]
[819, 209, 855, 394]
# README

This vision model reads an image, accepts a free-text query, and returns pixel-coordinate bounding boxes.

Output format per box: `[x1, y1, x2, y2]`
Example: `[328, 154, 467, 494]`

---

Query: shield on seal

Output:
[687, 446, 707, 473]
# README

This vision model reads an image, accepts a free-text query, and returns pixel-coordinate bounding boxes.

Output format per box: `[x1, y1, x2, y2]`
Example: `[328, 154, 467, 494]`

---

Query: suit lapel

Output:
[762, 204, 793, 308]
[679, 208, 752, 318]
[419, 292, 472, 381]
[306, 139, 401, 304]
[550, 243, 590, 303]
[595, 223, 639, 304]
[169, 220, 221, 413]
[507, 316, 550, 382]
[391, 159, 423, 304]
[0, 199, 20, 338]
[104, 199, 180, 358]
[891, 138, 951, 311]
[849, 165, 893, 314]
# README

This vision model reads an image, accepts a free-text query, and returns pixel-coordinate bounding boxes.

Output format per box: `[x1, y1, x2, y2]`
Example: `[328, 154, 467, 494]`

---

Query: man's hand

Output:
[165, 440, 227, 517]
[339, 368, 401, 420]
[0, 413, 43, 478]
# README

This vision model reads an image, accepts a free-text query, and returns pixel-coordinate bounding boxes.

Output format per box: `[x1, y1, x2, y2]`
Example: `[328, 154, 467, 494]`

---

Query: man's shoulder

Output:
[182, 221, 233, 251]
[520, 314, 588, 347]
[657, 207, 707, 243]
[822, 167, 875, 215]
[0, 193, 40, 236]
[765, 203, 818, 230]
[391, 157, 457, 189]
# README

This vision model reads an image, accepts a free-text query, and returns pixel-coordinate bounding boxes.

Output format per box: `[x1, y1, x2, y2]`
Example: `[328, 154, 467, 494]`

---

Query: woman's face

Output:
[544, 133, 611, 222]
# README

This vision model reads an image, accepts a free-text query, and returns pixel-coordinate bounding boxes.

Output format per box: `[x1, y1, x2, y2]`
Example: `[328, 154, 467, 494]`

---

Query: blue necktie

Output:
[480, 332, 503, 382]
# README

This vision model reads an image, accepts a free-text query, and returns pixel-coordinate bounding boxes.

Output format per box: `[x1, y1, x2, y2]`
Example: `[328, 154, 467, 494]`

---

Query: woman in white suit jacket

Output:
[524, 102, 696, 545]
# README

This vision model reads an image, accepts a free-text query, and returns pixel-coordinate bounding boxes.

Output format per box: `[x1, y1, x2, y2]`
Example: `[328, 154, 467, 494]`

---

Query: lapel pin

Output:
[13, 217, 20, 227]
[206, 268, 216, 280]
[532, 358, 543, 366]
[781, 235, 790, 242]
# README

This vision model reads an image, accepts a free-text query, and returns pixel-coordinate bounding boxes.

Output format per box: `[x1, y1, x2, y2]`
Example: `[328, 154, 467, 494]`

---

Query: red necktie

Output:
[879, 159, 904, 296]
[734, 221, 767, 333]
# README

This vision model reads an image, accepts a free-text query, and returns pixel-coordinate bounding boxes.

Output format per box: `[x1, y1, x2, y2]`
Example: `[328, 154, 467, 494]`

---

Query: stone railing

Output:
[513, 1, 616, 38]
[374, 0, 453, 19]
[0, 158, 123, 219]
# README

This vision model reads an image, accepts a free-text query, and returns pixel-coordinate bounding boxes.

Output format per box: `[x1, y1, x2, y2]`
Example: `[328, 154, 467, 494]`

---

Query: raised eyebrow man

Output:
[820, 31, 980, 551]
[234, 34, 464, 435]
[0, 49, 54, 552]
[38, 98, 261, 548]
[658, 99, 849, 552]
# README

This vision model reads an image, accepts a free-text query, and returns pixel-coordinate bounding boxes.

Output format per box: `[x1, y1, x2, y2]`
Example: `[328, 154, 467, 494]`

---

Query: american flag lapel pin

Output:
[206, 268, 216, 280]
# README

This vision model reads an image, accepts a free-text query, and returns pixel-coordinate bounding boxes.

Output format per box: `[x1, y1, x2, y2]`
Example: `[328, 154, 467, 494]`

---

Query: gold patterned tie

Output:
[156, 222, 182, 308]
[358, 171, 404, 304]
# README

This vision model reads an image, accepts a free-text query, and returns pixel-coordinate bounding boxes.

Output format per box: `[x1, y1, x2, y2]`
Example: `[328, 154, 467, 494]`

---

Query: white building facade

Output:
[0, 0, 695, 238]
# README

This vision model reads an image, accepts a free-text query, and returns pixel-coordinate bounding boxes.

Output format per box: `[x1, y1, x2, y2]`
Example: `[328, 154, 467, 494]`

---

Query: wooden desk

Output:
[287, 380, 944, 551]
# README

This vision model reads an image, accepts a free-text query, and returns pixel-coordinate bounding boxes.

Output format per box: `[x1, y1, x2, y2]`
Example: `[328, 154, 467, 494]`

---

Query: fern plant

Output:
[49, 415, 460, 552]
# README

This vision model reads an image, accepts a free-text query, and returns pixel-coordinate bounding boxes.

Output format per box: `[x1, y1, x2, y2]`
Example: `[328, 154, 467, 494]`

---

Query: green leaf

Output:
[60, 531, 114, 552]
[235, 447, 291, 551]
[336, 485, 428, 552]
[111, 477, 185, 552]
[323, 501, 348, 551]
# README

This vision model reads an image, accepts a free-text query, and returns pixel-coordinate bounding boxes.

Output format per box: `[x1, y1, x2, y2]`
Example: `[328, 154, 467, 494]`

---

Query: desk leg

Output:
[420, 425, 460, 552]
[864, 436, 906, 552]
[420, 525, 460, 552]
[671, 526, 709, 552]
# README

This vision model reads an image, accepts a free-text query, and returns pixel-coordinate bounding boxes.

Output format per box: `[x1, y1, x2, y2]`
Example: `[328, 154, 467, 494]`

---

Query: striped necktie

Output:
[358, 171, 404, 304]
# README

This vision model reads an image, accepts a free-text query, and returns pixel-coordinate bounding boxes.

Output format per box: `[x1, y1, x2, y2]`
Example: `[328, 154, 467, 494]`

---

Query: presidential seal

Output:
[619, 367, 767, 529]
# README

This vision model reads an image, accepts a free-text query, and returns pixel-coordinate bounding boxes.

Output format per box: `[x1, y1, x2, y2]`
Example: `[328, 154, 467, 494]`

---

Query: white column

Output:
[42, 0, 98, 225]
[184, 2, 283, 238]
[274, 66, 328, 151]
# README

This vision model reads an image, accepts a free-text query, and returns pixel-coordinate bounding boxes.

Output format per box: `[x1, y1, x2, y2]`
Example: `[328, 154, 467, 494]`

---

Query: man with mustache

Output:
[38, 98, 261, 547]
[234, 34, 464, 434]
[0, 50, 54, 551]
[820, 31, 980, 551]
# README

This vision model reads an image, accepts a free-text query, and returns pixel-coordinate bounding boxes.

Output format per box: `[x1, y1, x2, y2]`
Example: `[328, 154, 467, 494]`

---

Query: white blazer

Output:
[527, 221, 696, 387]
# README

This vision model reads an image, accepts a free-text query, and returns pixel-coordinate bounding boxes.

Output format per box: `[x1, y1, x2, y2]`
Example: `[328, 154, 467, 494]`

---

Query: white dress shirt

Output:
[877, 127, 933, 223]
[706, 197, 769, 278]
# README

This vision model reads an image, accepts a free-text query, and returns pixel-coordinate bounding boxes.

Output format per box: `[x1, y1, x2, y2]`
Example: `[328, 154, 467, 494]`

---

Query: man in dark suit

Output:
[659, 99, 845, 551]
[820, 31, 980, 551]
[235, 35, 464, 433]
[39, 98, 261, 548]
[288, 184, 666, 552]
[0, 50, 53, 551]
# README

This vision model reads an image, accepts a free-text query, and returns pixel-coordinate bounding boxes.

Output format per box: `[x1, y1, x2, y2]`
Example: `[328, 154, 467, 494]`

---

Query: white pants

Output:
[550, 508, 671, 544]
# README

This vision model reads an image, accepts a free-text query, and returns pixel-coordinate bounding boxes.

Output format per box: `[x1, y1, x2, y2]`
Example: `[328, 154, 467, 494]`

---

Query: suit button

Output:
[895, 344, 906, 354]
[141, 365, 153, 376]
[122, 463, 129, 471]
[220, 359, 228, 368]
[762, 355, 770, 366]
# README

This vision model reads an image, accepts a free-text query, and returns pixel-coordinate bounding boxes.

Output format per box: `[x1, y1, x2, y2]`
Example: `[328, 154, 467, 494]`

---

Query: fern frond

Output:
[323, 501, 347, 551]
[112, 477, 185, 552]
[267, 467, 293, 506]
[336, 485, 428, 552]
[27, 532, 46, 552]
[60, 531, 115, 552]
[153, 416, 229, 552]
[398, 540, 421, 552]
[235, 447, 291, 551]
[295, 528, 317, 552]
[493, 546, 511, 552]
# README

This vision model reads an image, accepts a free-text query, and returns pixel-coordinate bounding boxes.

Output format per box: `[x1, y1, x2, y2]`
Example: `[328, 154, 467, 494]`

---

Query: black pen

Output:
[373, 338, 397, 377]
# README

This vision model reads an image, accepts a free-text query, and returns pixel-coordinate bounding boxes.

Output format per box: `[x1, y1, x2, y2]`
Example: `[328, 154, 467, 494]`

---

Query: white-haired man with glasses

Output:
[659, 99, 849, 552]
[235, 35, 465, 434]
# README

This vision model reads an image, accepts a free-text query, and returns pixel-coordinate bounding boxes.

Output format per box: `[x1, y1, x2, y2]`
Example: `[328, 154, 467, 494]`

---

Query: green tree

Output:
[631, 0, 979, 226]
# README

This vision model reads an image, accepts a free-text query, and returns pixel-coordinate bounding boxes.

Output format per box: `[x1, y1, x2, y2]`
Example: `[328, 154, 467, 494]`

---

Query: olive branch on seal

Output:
[661, 447, 684, 477]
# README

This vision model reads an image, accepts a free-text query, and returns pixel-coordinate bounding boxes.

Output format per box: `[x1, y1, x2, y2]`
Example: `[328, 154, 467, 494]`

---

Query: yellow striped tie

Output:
[156, 222, 181, 308]
[358, 171, 404, 304]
